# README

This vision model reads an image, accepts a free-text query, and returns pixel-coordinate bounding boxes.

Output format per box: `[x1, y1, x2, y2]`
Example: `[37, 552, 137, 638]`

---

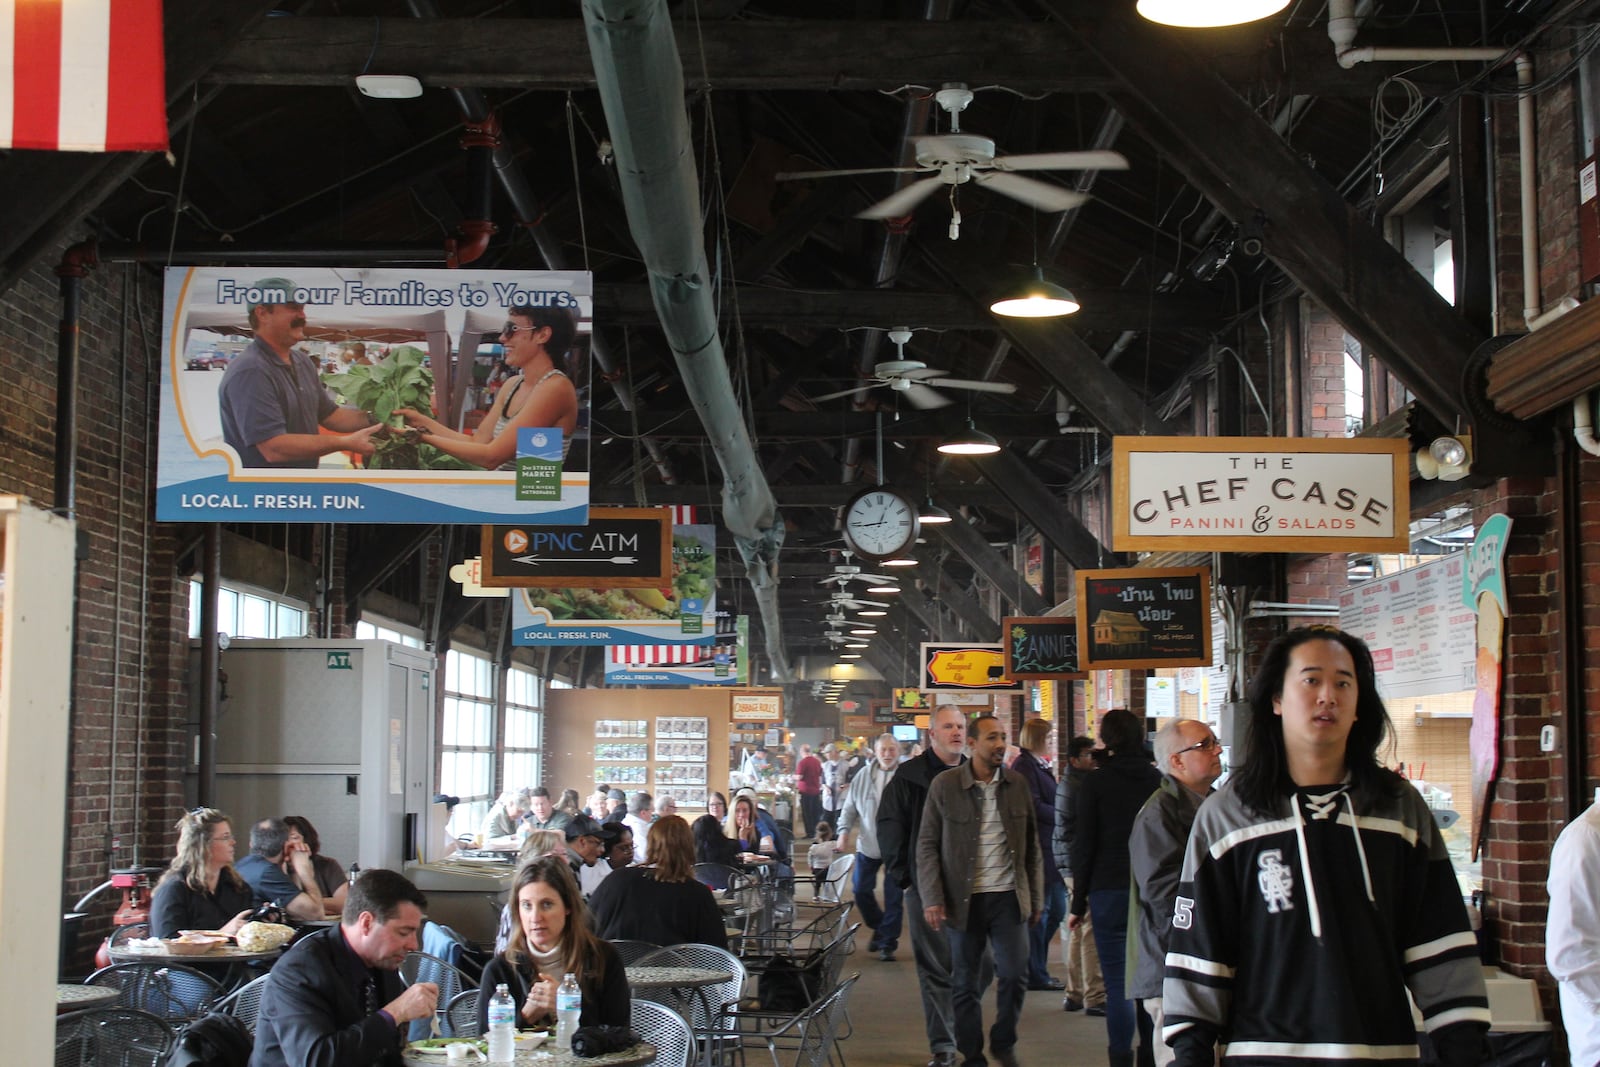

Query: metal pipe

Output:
[198, 524, 221, 807]
[54, 252, 89, 515]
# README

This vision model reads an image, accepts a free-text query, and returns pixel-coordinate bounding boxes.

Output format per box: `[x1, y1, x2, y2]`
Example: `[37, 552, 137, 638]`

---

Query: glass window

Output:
[504, 664, 543, 792]
[443, 648, 496, 831]
[188, 581, 308, 640]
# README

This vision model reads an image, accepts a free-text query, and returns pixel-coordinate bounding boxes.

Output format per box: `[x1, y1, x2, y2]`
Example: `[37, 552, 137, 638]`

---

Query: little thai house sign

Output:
[1112, 436, 1410, 553]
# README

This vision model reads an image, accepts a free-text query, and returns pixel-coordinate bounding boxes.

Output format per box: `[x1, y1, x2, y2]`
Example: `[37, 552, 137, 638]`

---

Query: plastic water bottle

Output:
[555, 973, 582, 1050]
[486, 983, 515, 1064]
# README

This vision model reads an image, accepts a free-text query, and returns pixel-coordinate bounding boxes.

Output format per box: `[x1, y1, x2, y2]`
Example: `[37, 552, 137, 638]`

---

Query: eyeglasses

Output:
[501, 322, 539, 338]
[210, 833, 236, 843]
[1176, 736, 1221, 755]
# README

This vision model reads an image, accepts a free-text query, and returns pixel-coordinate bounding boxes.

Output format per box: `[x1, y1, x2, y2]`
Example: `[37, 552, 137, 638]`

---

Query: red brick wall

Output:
[1301, 304, 1348, 437]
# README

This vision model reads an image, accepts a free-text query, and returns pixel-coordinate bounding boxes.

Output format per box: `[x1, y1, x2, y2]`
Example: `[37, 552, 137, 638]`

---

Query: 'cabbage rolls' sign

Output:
[1112, 436, 1409, 552]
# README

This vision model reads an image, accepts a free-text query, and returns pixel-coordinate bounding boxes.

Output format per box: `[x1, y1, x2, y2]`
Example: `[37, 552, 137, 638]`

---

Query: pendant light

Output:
[990, 266, 1080, 318]
[1136, 0, 1290, 28]
[937, 418, 1001, 456]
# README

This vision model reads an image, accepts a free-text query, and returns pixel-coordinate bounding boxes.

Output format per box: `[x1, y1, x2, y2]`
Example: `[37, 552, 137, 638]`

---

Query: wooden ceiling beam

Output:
[928, 511, 1051, 616]
[952, 450, 1118, 572]
[591, 408, 1070, 439]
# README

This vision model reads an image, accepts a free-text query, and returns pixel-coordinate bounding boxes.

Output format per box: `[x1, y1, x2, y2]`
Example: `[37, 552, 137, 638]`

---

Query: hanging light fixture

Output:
[1136, 0, 1290, 28]
[918, 497, 953, 525]
[866, 583, 900, 594]
[882, 556, 919, 568]
[989, 266, 1080, 318]
[938, 418, 1001, 456]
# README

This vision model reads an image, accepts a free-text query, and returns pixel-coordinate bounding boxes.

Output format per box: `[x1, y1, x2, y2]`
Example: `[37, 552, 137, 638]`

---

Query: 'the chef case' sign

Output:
[1112, 436, 1409, 553]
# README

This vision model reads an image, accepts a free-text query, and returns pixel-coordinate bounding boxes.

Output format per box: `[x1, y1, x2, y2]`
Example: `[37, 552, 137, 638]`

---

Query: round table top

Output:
[401, 1040, 656, 1067]
[624, 965, 736, 989]
[57, 983, 119, 1012]
[109, 943, 285, 964]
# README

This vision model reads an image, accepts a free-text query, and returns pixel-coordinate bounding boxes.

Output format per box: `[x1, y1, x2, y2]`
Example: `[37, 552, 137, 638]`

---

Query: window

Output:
[504, 665, 543, 794]
[355, 619, 425, 648]
[188, 581, 308, 640]
[441, 647, 496, 837]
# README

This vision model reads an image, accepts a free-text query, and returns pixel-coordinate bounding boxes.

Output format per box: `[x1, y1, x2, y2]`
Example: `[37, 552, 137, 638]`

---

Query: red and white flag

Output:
[1, 0, 167, 152]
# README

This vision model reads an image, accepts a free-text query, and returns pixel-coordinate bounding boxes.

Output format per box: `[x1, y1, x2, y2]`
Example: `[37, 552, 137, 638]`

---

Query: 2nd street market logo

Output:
[1113, 437, 1409, 553]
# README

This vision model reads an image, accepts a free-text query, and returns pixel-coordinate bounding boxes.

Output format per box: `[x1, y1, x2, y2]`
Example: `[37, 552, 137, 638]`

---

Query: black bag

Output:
[757, 952, 821, 1013]
[570, 1025, 640, 1057]
[163, 1011, 253, 1067]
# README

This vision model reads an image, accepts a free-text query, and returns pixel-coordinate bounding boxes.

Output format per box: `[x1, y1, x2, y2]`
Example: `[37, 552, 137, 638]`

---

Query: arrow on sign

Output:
[512, 555, 640, 566]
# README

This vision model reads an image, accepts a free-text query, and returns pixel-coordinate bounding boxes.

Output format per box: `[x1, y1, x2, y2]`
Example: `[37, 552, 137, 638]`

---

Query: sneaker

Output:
[1061, 998, 1083, 1012]
[878, 948, 897, 961]
[1085, 1005, 1107, 1017]
[927, 1052, 957, 1067]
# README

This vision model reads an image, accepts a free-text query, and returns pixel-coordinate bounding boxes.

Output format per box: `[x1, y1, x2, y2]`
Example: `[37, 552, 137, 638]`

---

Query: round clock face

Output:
[843, 488, 920, 559]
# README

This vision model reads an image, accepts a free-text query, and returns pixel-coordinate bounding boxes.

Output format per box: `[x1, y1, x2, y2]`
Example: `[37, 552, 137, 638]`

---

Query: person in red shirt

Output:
[795, 743, 824, 839]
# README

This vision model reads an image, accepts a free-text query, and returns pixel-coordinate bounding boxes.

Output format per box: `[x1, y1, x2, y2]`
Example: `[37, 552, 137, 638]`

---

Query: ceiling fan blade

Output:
[988, 150, 1131, 173]
[972, 171, 1090, 213]
[903, 382, 954, 410]
[899, 367, 950, 381]
[809, 383, 879, 403]
[775, 164, 927, 180]
[857, 177, 945, 219]
[926, 377, 1019, 394]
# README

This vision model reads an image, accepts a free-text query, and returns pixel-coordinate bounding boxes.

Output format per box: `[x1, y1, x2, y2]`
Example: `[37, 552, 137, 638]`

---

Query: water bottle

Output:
[486, 983, 515, 1065]
[347, 862, 361, 886]
[555, 973, 582, 1050]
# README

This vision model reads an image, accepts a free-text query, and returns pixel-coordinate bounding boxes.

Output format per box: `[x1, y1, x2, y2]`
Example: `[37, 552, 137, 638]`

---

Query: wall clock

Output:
[842, 487, 920, 560]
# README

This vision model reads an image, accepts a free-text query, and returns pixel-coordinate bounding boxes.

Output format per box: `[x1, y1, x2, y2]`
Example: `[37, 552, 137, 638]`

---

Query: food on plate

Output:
[235, 920, 295, 952]
[161, 932, 227, 955]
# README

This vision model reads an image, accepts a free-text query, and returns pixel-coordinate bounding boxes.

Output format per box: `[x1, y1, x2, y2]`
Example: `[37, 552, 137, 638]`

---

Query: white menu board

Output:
[1338, 554, 1477, 699]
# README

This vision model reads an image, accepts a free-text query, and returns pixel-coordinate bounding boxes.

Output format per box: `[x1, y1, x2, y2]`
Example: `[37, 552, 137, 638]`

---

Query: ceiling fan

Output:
[809, 327, 1016, 409]
[818, 554, 896, 588]
[775, 83, 1129, 238]
[815, 589, 891, 612]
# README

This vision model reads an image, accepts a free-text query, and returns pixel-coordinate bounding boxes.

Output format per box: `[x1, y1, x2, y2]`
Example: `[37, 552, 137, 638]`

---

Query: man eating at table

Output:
[251, 868, 439, 1067]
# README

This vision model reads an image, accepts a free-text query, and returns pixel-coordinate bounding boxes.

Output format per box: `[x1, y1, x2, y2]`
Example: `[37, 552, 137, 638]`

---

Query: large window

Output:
[503, 665, 544, 796]
[355, 619, 425, 648]
[188, 581, 308, 640]
[441, 648, 496, 838]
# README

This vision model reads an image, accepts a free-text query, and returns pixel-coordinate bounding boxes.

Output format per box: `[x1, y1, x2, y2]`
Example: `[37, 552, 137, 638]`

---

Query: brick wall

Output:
[0, 246, 196, 969]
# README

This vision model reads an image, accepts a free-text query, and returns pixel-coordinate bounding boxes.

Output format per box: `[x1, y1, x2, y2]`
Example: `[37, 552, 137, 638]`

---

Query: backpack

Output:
[163, 1011, 253, 1067]
[756, 952, 823, 1013]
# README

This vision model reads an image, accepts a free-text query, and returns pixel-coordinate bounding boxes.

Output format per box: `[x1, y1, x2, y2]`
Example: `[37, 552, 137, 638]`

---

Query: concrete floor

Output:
[824, 901, 1115, 1067]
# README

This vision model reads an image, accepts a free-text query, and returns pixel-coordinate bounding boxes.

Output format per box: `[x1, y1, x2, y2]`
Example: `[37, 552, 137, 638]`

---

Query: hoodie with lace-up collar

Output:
[1160, 771, 1489, 1066]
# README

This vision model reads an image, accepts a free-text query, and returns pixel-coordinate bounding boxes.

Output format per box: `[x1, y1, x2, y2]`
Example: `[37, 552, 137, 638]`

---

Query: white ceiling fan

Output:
[818, 552, 896, 588]
[815, 588, 891, 612]
[775, 83, 1129, 238]
[809, 327, 1016, 409]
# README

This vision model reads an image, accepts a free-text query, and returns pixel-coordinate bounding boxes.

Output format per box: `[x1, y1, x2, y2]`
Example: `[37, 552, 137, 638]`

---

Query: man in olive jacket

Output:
[918, 715, 1044, 1067]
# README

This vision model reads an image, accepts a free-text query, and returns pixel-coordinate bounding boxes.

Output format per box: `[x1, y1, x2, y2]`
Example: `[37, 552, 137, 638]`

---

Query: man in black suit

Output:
[250, 869, 439, 1067]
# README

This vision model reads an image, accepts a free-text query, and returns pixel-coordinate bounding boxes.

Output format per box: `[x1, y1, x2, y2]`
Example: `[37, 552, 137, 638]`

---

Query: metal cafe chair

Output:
[445, 988, 482, 1038]
[216, 972, 272, 1035]
[400, 950, 476, 1040]
[631, 999, 694, 1067]
[55, 1007, 175, 1067]
[83, 962, 223, 1024]
[610, 939, 664, 965]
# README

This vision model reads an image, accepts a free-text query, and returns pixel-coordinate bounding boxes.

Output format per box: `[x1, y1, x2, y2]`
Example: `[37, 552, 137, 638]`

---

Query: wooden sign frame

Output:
[1076, 566, 1213, 670]
[480, 507, 672, 588]
[1003, 616, 1087, 680]
[920, 642, 1021, 691]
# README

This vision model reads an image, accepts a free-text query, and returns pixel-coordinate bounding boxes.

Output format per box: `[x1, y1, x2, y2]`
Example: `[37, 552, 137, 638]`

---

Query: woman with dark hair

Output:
[706, 791, 728, 822]
[1011, 717, 1067, 992]
[556, 789, 583, 819]
[283, 815, 347, 917]
[1069, 710, 1161, 1067]
[1163, 627, 1489, 1067]
[693, 813, 742, 886]
[148, 808, 261, 938]
[399, 303, 579, 469]
[589, 816, 727, 949]
[478, 857, 630, 1034]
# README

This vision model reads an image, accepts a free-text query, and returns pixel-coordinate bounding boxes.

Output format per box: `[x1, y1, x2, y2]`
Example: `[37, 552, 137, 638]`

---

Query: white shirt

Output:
[623, 812, 652, 863]
[970, 776, 1015, 894]
[1547, 802, 1600, 1067]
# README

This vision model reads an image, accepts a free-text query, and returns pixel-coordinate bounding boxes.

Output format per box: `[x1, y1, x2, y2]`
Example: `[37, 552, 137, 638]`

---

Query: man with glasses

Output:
[218, 277, 382, 468]
[1127, 720, 1223, 1067]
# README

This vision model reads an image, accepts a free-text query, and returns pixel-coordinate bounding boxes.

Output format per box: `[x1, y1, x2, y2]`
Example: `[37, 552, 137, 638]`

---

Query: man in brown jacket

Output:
[918, 715, 1044, 1067]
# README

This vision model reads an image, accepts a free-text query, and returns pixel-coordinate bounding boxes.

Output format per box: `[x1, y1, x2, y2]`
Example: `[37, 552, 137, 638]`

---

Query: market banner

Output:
[603, 616, 748, 685]
[513, 523, 716, 645]
[155, 266, 592, 524]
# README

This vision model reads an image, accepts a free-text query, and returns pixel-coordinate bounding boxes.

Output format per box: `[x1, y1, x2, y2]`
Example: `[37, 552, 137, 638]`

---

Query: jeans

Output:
[852, 852, 903, 951]
[945, 892, 1030, 1066]
[907, 883, 988, 1055]
[1089, 888, 1135, 1055]
[1027, 880, 1067, 984]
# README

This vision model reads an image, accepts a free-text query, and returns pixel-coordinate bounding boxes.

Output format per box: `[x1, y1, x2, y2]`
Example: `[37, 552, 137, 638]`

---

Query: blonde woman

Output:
[148, 808, 260, 937]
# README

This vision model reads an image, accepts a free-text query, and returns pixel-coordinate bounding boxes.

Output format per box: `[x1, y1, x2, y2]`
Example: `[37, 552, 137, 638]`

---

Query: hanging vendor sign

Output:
[1076, 566, 1213, 670]
[1465, 513, 1513, 860]
[514, 523, 716, 645]
[602, 616, 748, 686]
[920, 643, 1020, 691]
[155, 266, 592, 524]
[480, 508, 672, 587]
[1112, 436, 1409, 552]
[1003, 616, 1085, 680]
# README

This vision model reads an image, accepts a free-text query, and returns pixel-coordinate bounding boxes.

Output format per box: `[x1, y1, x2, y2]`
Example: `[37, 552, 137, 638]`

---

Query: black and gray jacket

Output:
[1127, 774, 1208, 1000]
[1162, 773, 1490, 1066]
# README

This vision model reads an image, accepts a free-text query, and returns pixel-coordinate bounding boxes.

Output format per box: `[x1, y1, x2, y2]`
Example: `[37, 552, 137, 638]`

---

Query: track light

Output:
[1136, 0, 1290, 27]
[989, 267, 1080, 318]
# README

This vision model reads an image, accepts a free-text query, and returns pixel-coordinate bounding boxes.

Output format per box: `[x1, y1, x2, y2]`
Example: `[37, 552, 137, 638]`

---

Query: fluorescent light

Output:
[1136, 0, 1290, 27]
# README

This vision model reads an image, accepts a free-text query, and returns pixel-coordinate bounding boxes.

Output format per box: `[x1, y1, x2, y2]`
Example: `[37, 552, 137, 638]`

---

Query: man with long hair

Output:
[1163, 626, 1489, 1066]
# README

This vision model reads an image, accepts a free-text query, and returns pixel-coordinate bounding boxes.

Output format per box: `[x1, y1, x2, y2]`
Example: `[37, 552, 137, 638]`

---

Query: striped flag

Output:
[608, 645, 706, 667]
[2, 0, 168, 152]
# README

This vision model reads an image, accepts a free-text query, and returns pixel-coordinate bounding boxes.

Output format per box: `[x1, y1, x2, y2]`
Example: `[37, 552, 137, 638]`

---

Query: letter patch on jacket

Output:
[1256, 848, 1295, 913]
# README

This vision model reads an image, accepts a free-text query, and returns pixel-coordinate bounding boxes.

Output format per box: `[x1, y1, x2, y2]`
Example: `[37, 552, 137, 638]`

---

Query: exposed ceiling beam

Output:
[591, 408, 1073, 439]
[930, 511, 1051, 616]
[593, 282, 1222, 331]
[955, 450, 1116, 571]
[210, 20, 1471, 97]
[926, 569, 1000, 642]
[1075, 10, 1485, 426]
[588, 482, 1011, 508]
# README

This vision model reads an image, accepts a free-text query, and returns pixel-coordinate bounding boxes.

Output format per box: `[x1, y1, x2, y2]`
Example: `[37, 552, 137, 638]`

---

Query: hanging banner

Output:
[513, 523, 715, 645]
[602, 616, 748, 686]
[1003, 616, 1086, 680]
[1465, 513, 1513, 860]
[480, 508, 672, 587]
[155, 266, 592, 524]
[1112, 436, 1409, 552]
[920, 643, 1020, 691]
[1076, 567, 1213, 670]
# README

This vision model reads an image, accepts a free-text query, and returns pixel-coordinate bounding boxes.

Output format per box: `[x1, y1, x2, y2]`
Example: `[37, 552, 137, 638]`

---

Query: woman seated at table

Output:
[479, 857, 631, 1033]
[589, 816, 727, 950]
[494, 829, 568, 953]
[148, 807, 261, 938]
[725, 791, 793, 880]
[283, 815, 347, 918]
[693, 813, 742, 882]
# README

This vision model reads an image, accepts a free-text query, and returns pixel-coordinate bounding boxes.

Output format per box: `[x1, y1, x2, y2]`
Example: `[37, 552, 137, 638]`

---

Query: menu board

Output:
[1337, 553, 1476, 699]
[1076, 566, 1212, 669]
[1003, 616, 1086, 679]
